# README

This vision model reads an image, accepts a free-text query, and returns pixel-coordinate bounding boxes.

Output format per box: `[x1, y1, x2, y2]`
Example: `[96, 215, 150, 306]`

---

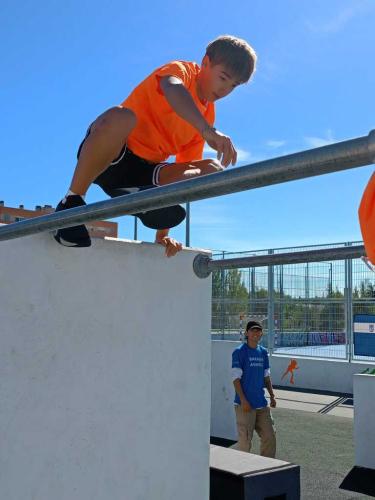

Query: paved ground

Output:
[213, 388, 374, 499]
[270, 387, 354, 418]
[264, 407, 372, 499]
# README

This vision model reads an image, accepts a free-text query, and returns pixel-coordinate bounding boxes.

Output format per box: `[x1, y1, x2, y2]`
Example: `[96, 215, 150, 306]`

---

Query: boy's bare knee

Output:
[117, 107, 137, 128]
[92, 106, 137, 134]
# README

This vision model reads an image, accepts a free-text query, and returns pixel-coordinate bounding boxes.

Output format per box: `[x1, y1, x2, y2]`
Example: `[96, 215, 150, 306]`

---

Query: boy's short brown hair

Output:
[205, 35, 257, 84]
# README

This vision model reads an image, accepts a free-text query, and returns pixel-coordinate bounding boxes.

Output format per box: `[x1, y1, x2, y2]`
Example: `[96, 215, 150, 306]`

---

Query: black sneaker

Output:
[53, 195, 91, 247]
[136, 205, 186, 230]
[102, 186, 186, 230]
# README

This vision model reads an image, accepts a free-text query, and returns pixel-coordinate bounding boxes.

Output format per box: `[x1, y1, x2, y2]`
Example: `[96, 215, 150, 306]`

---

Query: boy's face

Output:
[199, 55, 241, 102]
[246, 327, 263, 344]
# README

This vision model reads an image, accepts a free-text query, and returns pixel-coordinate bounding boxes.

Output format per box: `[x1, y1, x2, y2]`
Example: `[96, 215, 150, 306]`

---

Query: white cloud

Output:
[308, 7, 355, 33]
[306, 3, 373, 34]
[203, 145, 252, 162]
[265, 140, 286, 149]
[203, 144, 260, 164]
[235, 148, 252, 162]
[304, 130, 336, 148]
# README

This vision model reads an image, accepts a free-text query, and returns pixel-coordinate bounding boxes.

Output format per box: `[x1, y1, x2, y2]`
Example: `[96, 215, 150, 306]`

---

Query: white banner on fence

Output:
[354, 322, 375, 334]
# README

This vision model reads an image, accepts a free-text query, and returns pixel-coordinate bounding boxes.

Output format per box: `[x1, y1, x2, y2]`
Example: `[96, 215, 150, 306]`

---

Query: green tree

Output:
[212, 269, 249, 331]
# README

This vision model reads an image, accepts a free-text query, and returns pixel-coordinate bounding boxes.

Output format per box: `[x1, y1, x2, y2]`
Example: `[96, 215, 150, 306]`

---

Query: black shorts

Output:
[77, 127, 186, 230]
[77, 127, 165, 192]
[93, 147, 166, 198]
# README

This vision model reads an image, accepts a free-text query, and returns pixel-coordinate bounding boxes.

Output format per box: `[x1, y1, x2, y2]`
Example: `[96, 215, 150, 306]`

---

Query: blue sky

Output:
[1, 0, 374, 252]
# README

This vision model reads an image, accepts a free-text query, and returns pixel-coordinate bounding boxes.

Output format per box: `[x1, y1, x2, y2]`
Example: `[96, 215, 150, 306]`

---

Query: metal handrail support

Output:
[193, 245, 366, 278]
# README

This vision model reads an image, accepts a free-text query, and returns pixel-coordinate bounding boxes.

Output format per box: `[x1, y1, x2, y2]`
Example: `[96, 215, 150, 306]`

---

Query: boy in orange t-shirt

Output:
[54, 35, 257, 255]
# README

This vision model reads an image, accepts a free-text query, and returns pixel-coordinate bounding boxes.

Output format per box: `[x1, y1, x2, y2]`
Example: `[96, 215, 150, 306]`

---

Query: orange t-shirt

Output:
[121, 61, 215, 163]
[359, 172, 375, 264]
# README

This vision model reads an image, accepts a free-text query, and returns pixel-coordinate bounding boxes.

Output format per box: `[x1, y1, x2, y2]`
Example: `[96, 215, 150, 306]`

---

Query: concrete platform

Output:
[340, 466, 375, 497]
[210, 445, 300, 500]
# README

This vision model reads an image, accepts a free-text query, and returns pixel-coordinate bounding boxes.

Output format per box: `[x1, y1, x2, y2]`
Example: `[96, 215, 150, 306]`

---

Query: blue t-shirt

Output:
[232, 343, 269, 408]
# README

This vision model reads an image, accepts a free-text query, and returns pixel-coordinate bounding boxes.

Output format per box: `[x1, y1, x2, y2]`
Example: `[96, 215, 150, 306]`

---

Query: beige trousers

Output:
[232, 405, 276, 458]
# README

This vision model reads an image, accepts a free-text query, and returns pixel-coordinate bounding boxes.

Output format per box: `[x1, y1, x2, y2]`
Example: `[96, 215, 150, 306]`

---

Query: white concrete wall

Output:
[211, 341, 238, 440]
[269, 354, 371, 394]
[354, 374, 375, 469]
[0, 234, 211, 500]
[211, 340, 371, 440]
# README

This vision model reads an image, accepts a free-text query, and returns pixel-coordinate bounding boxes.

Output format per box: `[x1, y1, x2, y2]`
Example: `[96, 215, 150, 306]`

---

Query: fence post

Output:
[268, 249, 275, 354]
[250, 267, 256, 316]
[221, 251, 225, 340]
[345, 242, 354, 362]
[305, 263, 310, 335]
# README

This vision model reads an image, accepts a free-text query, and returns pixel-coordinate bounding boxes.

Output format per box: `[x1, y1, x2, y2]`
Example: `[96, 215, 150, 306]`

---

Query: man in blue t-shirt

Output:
[232, 320, 276, 457]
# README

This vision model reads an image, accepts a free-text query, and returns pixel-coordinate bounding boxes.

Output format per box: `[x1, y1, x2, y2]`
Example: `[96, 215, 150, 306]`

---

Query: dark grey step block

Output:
[340, 466, 375, 497]
[210, 445, 300, 500]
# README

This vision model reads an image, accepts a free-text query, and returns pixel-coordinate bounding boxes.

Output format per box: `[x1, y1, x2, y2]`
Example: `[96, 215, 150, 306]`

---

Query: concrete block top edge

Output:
[209, 445, 293, 475]
[104, 236, 212, 255]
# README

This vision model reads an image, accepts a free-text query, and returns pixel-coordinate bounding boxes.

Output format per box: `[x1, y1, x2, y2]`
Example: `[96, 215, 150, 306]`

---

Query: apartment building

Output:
[0, 201, 118, 239]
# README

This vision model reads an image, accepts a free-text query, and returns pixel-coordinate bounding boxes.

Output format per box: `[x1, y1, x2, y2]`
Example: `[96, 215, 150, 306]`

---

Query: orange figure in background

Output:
[281, 359, 299, 385]
[359, 172, 375, 266]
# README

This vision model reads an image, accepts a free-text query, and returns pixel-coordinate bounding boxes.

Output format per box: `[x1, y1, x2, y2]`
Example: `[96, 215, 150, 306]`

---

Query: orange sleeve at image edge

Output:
[359, 173, 375, 264]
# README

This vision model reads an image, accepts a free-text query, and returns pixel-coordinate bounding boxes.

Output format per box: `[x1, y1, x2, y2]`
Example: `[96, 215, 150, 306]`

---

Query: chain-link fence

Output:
[211, 241, 375, 362]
